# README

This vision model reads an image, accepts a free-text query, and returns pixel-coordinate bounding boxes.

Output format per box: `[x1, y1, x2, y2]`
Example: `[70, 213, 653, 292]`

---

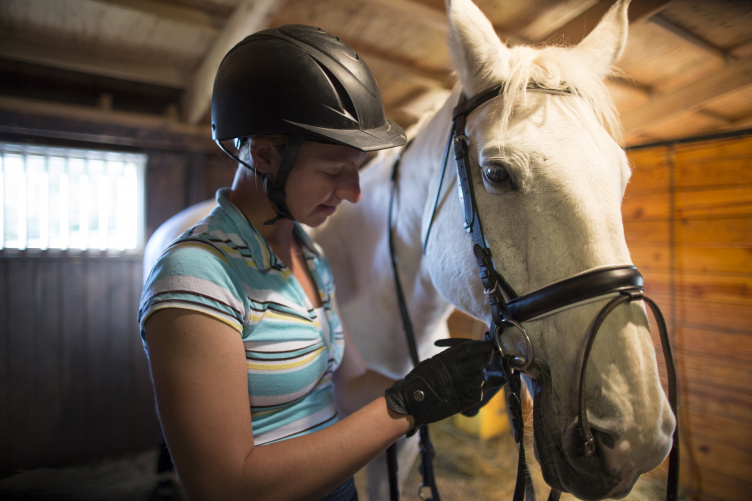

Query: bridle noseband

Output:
[391, 83, 679, 501]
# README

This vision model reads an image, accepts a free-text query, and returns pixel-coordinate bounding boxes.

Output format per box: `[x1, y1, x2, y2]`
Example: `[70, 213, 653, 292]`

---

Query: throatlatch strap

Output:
[388, 141, 441, 501]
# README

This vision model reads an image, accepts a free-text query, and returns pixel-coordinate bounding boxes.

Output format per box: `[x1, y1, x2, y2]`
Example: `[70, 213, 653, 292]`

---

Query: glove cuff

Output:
[385, 376, 444, 436]
[384, 386, 408, 416]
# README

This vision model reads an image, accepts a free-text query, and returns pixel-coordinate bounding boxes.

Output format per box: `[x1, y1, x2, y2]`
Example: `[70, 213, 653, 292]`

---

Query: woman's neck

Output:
[228, 168, 295, 249]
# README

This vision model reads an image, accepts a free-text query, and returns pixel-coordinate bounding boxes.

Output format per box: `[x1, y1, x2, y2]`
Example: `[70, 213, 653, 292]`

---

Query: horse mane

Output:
[404, 38, 626, 155]
[498, 44, 624, 146]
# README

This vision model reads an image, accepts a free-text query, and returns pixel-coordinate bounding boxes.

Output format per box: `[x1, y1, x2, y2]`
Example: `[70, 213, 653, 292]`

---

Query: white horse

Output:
[145, 0, 675, 498]
[312, 0, 675, 498]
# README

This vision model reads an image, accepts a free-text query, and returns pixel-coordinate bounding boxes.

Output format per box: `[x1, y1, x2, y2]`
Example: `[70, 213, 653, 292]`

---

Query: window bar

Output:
[97, 159, 109, 251]
[0, 151, 4, 250]
[124, 162, 139, 250]
[79, 158, 89, 250]
[18, 154, 27, 250]
[1, 143, 145, 252]
[39, 155, 50, 250]
[59, 156, 70, 250]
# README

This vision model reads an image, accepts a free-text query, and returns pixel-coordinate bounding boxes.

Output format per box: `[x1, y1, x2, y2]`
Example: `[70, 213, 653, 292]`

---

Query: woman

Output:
[139, 25, 494, 500]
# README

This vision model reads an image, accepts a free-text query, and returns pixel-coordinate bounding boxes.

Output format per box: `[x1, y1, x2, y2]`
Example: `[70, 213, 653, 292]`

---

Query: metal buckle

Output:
[483, 281, 499, 296]
[494, 319, 534, 371]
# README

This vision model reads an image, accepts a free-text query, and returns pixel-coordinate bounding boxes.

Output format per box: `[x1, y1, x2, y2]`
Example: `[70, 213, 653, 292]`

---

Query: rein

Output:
[387, 139, 442, 501]
[388, 83, 680, 501]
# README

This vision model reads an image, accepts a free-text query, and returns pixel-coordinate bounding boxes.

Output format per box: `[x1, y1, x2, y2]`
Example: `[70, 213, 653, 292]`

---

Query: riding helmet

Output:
[211, 24, 406, 152]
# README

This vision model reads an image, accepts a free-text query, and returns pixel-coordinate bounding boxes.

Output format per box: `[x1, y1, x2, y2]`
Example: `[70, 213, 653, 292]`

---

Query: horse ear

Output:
[573, 0, 631, 78]
[445, 0, 509, 93]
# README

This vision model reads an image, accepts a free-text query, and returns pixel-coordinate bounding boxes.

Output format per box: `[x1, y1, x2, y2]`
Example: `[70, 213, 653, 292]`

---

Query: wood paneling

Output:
[0, 255, 158, 476]
[0, 118, 235, 478]
[624, 131, 752, 501]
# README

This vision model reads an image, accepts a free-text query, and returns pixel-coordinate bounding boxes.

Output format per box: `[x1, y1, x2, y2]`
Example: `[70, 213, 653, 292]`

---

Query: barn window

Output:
[0, 142, 145, 252]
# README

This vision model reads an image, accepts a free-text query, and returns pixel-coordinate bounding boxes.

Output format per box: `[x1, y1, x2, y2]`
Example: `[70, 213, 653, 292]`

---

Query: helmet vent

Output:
[316, 61, 359, 126]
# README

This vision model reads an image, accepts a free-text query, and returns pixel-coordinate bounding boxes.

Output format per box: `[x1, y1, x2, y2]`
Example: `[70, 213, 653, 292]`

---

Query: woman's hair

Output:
[238, 134, 289, 167]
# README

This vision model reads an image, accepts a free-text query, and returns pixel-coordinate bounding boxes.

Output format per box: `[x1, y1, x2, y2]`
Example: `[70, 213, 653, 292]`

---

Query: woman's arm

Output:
[332, 326, 397, 415]
[145, 308, 412, 501]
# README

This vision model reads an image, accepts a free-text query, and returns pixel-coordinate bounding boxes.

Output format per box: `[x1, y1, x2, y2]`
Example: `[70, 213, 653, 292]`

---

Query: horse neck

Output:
[386, 94, 459, 318]
[310, 94, 460, 376]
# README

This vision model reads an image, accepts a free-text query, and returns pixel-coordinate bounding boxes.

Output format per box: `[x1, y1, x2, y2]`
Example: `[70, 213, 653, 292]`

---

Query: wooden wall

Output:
[0, 110, 235, 478]
[624, 131, 752, 501]
[0, 254, 153, 474]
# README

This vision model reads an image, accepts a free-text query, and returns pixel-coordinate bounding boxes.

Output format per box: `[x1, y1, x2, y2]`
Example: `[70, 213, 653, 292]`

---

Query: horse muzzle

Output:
[532, 377, 674, 500]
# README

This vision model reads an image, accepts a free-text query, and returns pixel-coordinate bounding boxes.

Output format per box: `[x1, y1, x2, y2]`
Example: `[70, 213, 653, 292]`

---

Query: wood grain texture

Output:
[624, 133, 752, 500]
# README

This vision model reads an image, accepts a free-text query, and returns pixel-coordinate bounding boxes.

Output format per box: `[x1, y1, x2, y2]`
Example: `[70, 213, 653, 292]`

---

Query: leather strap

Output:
[264, 135, 302, 225]
[388, 141, 441, 501]
[507, 265, 643, 323]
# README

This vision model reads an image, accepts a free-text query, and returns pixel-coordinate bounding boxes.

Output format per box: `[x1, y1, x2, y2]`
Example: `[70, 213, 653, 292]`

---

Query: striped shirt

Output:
[139, 188, 345, 445]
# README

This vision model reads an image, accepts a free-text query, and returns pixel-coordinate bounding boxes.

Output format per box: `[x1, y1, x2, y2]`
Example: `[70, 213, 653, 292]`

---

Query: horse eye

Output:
[483, 165, 511, 184]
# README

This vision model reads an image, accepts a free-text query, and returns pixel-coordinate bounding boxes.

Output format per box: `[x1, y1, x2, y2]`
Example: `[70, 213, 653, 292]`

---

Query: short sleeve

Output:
[138, 240, 249, 341]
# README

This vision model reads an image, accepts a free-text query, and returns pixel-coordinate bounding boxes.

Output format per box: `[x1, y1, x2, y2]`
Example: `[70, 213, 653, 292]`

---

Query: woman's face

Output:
[283, 140, 367, 227]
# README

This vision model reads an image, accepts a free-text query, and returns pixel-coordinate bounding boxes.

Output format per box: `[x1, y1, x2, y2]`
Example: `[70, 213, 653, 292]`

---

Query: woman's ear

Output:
[249, 140, 276, 175]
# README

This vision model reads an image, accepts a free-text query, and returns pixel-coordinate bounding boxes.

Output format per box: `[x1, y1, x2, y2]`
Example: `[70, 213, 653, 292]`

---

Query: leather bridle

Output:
[388, 83, 679, 501]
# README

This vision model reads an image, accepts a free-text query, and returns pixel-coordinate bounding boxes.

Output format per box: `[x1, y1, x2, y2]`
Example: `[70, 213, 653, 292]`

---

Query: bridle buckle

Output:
[494, 319, 534, 371]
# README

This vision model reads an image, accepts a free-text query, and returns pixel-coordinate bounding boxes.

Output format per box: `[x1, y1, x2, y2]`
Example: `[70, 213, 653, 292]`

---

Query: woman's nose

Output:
[337, 170, 361, 203]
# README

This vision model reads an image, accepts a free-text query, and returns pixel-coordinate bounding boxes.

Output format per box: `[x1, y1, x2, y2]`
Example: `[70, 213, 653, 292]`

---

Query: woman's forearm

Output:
[212, 398, 412, 501]
[335, 368, 396, 415]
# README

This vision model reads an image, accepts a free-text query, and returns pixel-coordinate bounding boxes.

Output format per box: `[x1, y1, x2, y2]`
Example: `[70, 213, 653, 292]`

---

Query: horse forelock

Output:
[483, 44, 624, 147]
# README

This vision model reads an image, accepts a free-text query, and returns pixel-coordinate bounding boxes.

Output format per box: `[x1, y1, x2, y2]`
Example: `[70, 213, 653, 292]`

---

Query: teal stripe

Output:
[139, 188, 345, 445]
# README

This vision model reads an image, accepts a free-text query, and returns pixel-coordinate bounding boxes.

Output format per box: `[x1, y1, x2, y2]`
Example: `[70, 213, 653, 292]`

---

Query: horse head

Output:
[422, 0, 676, 498]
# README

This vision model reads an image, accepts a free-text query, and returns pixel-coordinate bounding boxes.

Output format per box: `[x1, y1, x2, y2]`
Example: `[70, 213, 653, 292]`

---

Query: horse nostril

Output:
[574, 423, 618, 458]
[592, 427, 616, 450]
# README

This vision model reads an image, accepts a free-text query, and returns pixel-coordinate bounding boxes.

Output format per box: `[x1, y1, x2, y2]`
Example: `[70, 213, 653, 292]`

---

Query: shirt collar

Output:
[216, 188, 320, 271]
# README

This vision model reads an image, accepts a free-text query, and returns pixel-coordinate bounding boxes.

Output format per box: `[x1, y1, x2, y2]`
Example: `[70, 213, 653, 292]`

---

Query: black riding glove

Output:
[461, 331, 507, 417]
[385, 338, 494, 434]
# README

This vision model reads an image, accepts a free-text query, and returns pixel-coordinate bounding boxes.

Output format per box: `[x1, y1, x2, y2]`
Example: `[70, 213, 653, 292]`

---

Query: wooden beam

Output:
[0, 36, 186, 89]
[518, 0, 598, 41]
[362, 53, 455, 90]
[0, 95, 215, 151]
[181, 0, 286, 125]
[92, 0, 224, 33]
[649, 13, 731, 62]
[537, 0, 672, 44]
[621, 56, 752, 136]
[362, 0, 449, 32]
[0, 95, 205, 134]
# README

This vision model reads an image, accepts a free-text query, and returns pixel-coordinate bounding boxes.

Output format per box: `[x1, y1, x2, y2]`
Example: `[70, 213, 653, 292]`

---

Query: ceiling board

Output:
[0, 0, 750, 147]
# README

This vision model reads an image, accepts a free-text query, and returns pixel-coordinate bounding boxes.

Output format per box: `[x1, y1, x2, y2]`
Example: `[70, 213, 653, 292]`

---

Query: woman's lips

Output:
[319, 204, 337, 216]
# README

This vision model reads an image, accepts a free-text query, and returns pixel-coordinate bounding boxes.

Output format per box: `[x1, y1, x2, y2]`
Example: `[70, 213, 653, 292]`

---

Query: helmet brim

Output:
[285, 118, 406, 152]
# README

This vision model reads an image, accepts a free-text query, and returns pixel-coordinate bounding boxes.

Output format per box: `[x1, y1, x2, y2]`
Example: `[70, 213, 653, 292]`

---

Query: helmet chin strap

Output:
[262, 135, 302, 225]
[215, 136, 303, 225]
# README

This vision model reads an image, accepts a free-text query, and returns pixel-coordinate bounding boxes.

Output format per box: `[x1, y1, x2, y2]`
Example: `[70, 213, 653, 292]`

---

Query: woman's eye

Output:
[482, 166, 511, 184]
[322, 169, 342, 178]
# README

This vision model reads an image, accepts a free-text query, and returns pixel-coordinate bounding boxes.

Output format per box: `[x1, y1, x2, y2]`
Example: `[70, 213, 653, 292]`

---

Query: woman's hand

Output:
[384, 338, 495, 433]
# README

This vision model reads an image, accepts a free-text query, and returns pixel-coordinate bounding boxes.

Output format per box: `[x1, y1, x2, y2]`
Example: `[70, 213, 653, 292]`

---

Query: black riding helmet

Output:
[211, 24, 407, 223]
